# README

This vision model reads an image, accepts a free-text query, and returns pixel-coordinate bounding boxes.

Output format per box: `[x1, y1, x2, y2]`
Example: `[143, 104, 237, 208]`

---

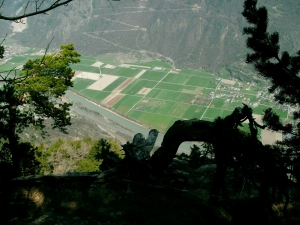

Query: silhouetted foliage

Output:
[242, 0, 300, 188]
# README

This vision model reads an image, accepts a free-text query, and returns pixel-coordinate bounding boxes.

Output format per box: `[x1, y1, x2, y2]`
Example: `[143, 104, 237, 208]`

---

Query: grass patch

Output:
[153, 89, 195, 103]
[180, 69, 214, 77]
[156, 101, 177, 115]
[78, 59, 97, 66]
[0, 63, 18, 72]
[134, 99, 163, 114]
[103, 77, 127, 92]
[146, 89, 161, 98]
[96, 53, 117, 62]
[82, 89, 110, 101]
[128, 110, 176, 132]
[182, 105, 206, 119]
[72, 78, 96, 92]
[272, 109, 288, 118]
[156, 82, 182, 91]
[121, 80, 156, 95]
[169, 103, 189, 118]
[134, 60, 172, 68]
[8, 56, 27, 63]
[186, 77, 217, 88]
[106, 67, 142, 78]
[139, 70, 167, 81]
[253, 105, 268, 115]
[162, 73, 189, 84]
[203, 108, 232, 119]
[113, 95, 142, 114]
[211, 98, 226, 108]
[71, 64, 99, 73]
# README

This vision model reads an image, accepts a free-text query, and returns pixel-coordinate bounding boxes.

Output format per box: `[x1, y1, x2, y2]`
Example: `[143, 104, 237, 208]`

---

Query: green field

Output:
[102, 67, 141, 78]
[103, 77, 127, 92]
[211, 98, 226, 108]
[155, 82, 182, 91]
[180, 69, 214, 77]
[203, 108, 233, 119]
[82, 89, 110, 102]
[71, 64, 99, 73]
[8, 56, 27, 63]
[0, 63, 18, 72]
[121, 80, 157, 95]
[78, 59, 97, 66]
[162, 73, 188, 84]
[113, 95, 142, 114]
[146, 89, 194, 104]
[72, 78, 96, 91]
[182, 105, 206, 119]
[132, 60, 172, 68]
[134, 99, 189, 118]
[128, 110, 178, 131]
[96, 53, 117, 62]
[63, 55, 289, 133]
[139, 70, 167, 81]
[185, 76, 218, 88]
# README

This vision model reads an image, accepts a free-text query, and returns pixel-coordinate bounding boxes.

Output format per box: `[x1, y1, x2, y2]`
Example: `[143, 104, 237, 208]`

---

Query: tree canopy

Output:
[242, 0, 300, 180]
[0, 44, 80, 176]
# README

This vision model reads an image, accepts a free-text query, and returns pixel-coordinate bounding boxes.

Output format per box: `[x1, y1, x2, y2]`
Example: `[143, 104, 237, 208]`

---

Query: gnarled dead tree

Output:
[116, 104, 295, 209]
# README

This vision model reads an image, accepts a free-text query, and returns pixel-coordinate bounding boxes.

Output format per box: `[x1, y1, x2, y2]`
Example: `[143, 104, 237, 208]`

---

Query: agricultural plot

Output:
[128, 110, 178, 132]
[67, 54, 287, 136]
[103, 77, 127, 92]
[133, 60, 172, 69]
[113, 95, 142, 114]
[185, 76, 218, 89]
[96, 53, 117, 62]
[121, 80, 157, 95]
[72, 78, 96, 92]
[88, 75, 119, 91]
[28, 55, 44, 60]
[180, 69, 214, 78]
[82, 89, 110, 102]
[139, 70, 168, 81]
[182, 105, 206, 119]
[78, 59, 97, 66]
[134, 99, 164, 114]
[211, 98, 226, 108]
[162, 73, 189, 84]
[203, 108, 233, 119]
[163, 102, 189, 118]
[80, 56, 97, 61]
[105, 67, 142, 78]
[155, 82, 181, 91]
[71, 64, 99, 73]
[146, 89, 195, 104]
[8, 56, 27, 63]
[134, 99, 188, 118]
[0, 63, 18, 72]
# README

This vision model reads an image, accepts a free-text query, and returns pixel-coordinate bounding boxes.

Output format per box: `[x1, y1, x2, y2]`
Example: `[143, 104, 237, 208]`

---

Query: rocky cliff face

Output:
[2, 0, 300, 78]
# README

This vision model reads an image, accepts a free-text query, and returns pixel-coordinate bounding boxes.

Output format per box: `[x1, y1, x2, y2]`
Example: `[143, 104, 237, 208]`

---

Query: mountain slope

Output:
[2, 0, 300, 79]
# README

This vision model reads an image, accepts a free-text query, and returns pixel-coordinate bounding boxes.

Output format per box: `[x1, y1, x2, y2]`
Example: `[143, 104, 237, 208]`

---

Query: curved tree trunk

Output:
[149, 119, 213, 170]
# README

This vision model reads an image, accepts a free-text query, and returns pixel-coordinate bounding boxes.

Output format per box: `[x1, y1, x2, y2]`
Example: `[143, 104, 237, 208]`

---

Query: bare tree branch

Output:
[0, 0, 121, 21]
[0, 0, 74, 21]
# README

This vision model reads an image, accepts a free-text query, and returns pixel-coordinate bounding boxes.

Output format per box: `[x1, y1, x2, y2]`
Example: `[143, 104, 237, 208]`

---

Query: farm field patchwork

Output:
[68, 56, 288, 138]
[139, 70, 169, 81]
[3, 54, 288, 143]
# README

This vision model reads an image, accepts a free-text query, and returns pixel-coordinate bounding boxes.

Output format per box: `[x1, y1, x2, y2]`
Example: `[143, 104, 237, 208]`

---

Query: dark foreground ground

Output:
[0, 173, 299, 225]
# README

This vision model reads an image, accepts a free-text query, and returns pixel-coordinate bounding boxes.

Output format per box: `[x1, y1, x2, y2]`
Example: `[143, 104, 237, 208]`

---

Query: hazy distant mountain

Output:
[2, 0, 300, 80]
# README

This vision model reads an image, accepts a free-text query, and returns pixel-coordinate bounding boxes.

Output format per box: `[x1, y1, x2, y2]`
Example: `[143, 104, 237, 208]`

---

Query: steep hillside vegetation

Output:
[1, 0, 300, 80]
